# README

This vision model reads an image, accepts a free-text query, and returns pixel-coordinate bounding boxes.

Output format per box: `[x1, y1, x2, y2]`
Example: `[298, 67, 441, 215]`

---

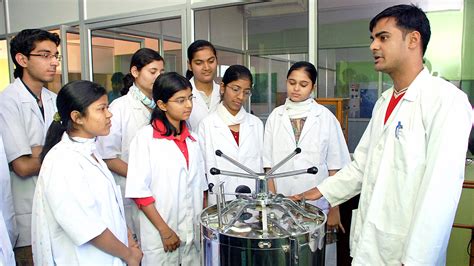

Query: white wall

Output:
[86, 0, 185, 19]
[8, 0, 78, 33]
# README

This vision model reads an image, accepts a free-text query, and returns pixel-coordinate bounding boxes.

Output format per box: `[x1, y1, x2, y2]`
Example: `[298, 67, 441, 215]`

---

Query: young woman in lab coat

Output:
[263, 61, 351, 266]
[198, 65, 264, 205]
[31, 80, 142, 265]
[186, 40, 221, 131]
[98, 48, 164, 237]
[126, 72, 207, 265]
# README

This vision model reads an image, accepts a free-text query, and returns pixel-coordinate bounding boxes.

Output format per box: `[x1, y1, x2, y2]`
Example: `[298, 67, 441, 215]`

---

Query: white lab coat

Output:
[97, 90, 150, 235]
[187, 77, 221, 131]
[32, 133, 127, 265]
[318, 68, 473, 265]
[126, 125, 207, 266]
[0, 78, 56, 247]
[0, 135, 16, 265]
[197, 110, 264, 205]
[263, 101, 351, 211]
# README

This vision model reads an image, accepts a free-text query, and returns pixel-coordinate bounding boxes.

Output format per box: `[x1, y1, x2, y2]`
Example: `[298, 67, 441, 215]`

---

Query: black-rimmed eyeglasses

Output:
[28, 53, 62, 62]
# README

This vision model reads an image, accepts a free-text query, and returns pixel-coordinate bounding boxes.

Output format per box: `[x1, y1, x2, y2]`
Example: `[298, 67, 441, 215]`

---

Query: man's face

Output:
[370, 17, 410, 74]
[22, 40, 59, 83]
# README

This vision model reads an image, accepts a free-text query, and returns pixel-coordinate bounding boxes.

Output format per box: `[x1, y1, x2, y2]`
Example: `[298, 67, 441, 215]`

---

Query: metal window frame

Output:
[80, 4, 188, 80]
[1, 0, 318, 94]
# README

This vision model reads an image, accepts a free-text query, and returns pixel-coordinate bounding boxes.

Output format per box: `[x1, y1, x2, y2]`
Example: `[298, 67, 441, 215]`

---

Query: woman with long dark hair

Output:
[185, 40, 220, 131]
[263, 61, 351, 266]
[32, 80, 142, 265]
[98, 48, 164, 238]
[126, 72, 206, 265]
[197, 65, 263, 205]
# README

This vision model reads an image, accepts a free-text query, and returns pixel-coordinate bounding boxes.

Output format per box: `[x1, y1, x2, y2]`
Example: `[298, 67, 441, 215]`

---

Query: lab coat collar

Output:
[15, 78, 37, 103]
[381, 67, 429, 102]
[276, 99, 323, 117]
[15, 78, 53, 104]
[212, 110, 255, 128]
[402, 67, 430, 102]
[211, 111, 255, 149]
[152, 119, 195, 142]
[61, 133, 98, 155]
[299, 101, 324, 141]
[14, 78, 54, 122]
[127, 88, 148, 109]
[190, 77, 221, 111]
[126, 92, 151, 121]
[380, 68, 429, 131]
[276, 100, 323, 145]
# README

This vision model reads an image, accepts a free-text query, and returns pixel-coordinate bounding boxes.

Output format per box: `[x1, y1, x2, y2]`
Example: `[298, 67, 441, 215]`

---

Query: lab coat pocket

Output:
[393, 131, 409, 173]
[393, 126, 426, 175]
[373, 226, 405, 265]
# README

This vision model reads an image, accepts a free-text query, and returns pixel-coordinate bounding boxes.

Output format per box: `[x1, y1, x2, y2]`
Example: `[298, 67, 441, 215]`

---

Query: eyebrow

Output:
[193, 56, 216, 62]
[176, 93, 193, 99]
[34, 49, 54, 53]
[372, 31, 390, 39]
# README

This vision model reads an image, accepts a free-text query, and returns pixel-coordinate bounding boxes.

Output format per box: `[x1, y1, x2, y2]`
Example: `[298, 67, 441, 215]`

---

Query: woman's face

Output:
[73, 95, 112, 138]
[188, 47, 217, 84]
[286, 68, 314, 102]
[160, 88, 194, 126]
[132, 60, 165, 96]
[220, 78, 252, 116]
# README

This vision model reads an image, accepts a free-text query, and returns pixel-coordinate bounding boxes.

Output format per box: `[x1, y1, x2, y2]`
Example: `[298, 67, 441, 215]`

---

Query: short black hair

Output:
[369, 4, 431, 55]
[10, 29, 61, 78]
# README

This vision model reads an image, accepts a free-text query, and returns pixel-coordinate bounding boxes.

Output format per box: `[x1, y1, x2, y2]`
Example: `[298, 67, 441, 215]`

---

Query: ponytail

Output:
[150, 107, 185, 137]
[121, 73, 135, 95]
[40, 121, 67, 162]
[185, 70, 194, 80]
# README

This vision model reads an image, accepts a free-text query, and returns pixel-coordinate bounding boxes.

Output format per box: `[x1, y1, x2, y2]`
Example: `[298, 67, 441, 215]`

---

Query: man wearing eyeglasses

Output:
[0, 28, 60, 265]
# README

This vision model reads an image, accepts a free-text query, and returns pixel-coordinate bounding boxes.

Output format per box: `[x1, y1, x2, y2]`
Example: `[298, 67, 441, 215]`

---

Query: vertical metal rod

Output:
[215, 181, 223, 230]
[60, 25, 69, 86]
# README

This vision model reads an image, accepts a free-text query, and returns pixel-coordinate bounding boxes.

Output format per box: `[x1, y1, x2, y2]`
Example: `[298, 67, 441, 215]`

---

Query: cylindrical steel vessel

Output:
[200, 195, 326, 266]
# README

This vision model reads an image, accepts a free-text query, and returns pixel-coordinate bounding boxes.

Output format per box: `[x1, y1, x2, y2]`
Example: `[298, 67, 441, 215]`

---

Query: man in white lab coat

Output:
[291, 4, 472, 265]
[0, 29, 60, 264]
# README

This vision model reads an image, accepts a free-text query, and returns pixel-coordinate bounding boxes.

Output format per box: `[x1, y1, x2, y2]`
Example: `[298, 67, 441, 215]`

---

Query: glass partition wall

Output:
[194, 2, 309, 121]
[317, 1, 467, 152]
[90, 18, 182, 94]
